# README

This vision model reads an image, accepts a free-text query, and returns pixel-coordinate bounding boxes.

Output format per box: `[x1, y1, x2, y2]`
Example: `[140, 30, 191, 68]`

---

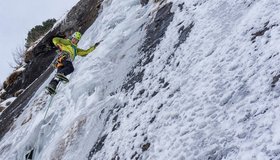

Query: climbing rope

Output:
[25, 82, 61, 160]
[43, 95, 55, 120]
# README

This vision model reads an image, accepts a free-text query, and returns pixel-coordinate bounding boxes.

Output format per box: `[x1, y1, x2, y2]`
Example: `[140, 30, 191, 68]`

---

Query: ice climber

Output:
[46, 31, 99, 95]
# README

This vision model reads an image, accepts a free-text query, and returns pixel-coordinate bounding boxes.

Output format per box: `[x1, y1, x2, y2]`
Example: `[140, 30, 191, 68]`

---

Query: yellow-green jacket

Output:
[52, 37, 96, 61]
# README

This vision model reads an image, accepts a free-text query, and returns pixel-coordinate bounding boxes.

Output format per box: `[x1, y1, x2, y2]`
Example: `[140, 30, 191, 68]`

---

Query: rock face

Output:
[0, 106, 4, 112]
[122, 2, 174, 91]
[140, 0, 149, 6]
[0, 0, 103, 140]
[1, 70, 24, 99]
[2, 0, 103, 100]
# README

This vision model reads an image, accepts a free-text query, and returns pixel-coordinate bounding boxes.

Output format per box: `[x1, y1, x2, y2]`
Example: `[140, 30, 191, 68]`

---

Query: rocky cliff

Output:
[1, 0, 102, 100]
[0, 0, 102, 140]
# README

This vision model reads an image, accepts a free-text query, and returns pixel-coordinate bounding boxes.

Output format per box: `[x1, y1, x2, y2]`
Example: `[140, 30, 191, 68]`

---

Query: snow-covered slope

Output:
[2, 0, 280, 159]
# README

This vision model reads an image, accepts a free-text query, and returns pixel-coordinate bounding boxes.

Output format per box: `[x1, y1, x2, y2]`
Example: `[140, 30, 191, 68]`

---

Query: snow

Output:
[26, 36, 45, 52]
[1, 0, 280, 160]
[15, 66, 26, 72]
[0, 89, 5, 95]
[0, 97, 16, 109]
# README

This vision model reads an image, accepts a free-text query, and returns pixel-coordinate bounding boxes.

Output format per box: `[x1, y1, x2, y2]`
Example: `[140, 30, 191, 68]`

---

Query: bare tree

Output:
[9, 46, 26, 69]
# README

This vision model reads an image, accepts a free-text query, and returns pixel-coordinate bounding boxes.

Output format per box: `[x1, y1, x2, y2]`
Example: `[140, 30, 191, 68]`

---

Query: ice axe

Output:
[93, 40, 103, 48]
[25, 148, 34, 160]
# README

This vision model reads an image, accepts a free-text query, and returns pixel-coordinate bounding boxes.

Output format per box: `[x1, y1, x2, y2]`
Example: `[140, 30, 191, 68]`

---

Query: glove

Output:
[94, 42, 100, 47]
[93, 40, 103, 47]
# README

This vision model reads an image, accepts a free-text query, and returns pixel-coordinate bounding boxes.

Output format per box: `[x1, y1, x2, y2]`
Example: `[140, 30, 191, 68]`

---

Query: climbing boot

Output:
[45, 81, 58, 95]
[55, 73, 69, 83]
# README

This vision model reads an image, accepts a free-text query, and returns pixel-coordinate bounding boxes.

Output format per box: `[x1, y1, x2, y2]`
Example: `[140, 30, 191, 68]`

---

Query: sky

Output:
[0, 0, 80, 85]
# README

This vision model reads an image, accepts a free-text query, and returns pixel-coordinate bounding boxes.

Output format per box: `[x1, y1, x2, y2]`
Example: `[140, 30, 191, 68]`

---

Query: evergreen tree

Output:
[25, 18, 56, 48]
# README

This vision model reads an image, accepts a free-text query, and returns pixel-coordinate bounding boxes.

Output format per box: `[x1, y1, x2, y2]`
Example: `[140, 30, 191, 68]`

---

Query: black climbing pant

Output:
[57, 60, 74, 75]
[49, 59, 74, 88]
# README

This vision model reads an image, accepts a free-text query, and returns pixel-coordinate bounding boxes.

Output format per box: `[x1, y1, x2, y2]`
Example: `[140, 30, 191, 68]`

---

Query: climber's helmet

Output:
[71, 32, 82, 45]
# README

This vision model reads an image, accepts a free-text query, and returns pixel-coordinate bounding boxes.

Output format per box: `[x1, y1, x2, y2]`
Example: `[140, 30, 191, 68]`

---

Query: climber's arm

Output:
[77, 45, 97, 57]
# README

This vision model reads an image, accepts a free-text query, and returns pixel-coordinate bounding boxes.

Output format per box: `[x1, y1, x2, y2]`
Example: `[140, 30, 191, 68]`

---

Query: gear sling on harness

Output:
[53, 50, 70, 68]
[54, 44, 77, 68]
